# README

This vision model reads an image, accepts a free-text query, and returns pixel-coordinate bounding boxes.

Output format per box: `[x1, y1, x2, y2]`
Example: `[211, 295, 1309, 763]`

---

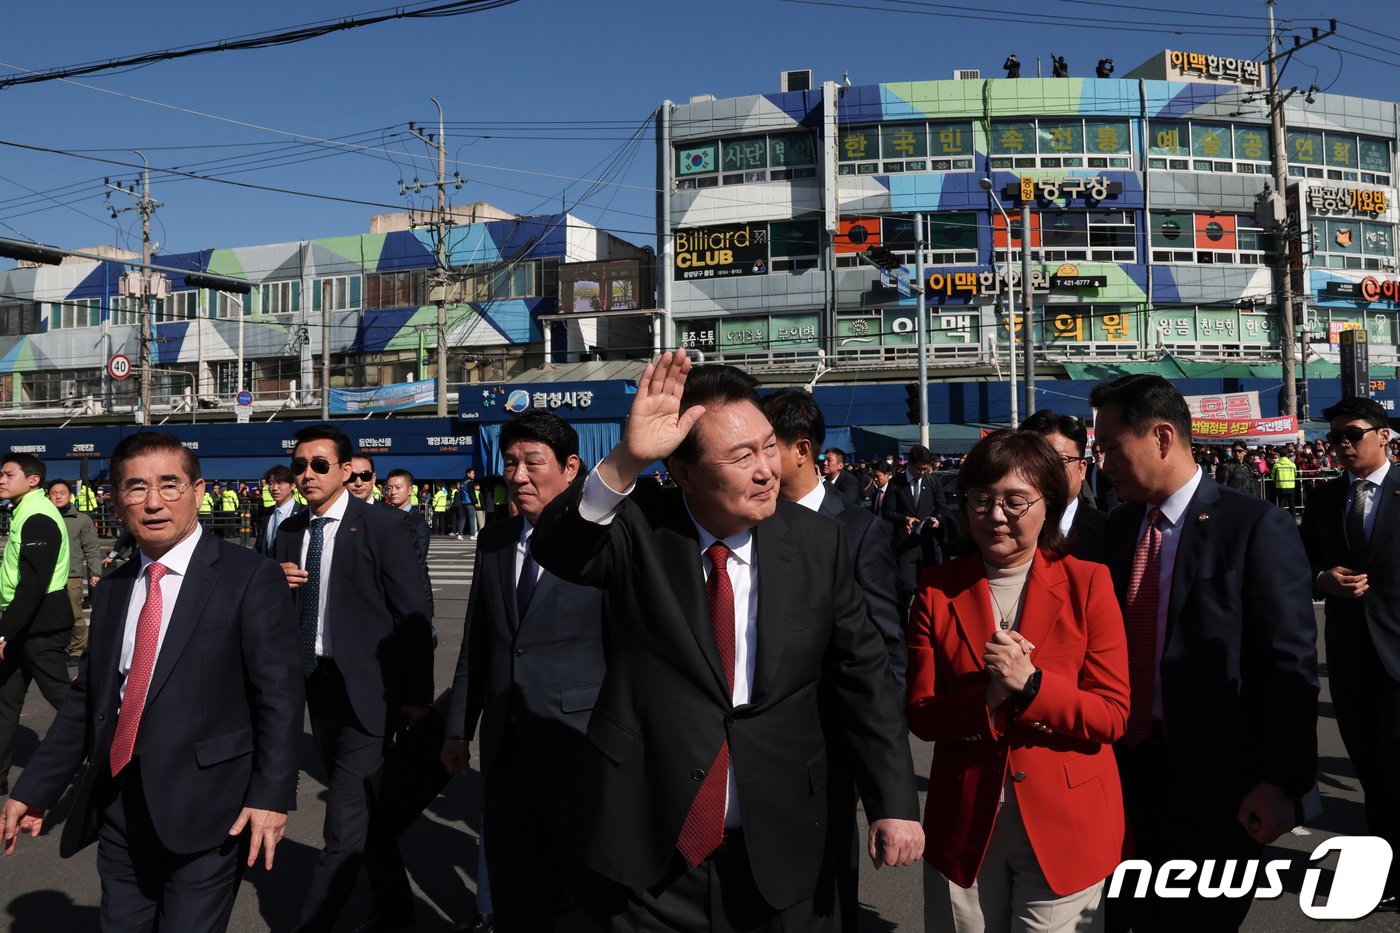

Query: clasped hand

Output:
[983, 630, 1036, 708]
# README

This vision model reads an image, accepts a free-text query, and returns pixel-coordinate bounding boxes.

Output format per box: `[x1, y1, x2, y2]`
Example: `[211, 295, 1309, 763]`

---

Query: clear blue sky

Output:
[0, 0, 1392, 263]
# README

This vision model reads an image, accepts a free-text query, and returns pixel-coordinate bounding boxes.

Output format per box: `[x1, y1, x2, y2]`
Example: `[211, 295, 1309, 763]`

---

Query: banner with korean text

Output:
[329, 379, 436, 414]
[1192, 415, 1299, 446]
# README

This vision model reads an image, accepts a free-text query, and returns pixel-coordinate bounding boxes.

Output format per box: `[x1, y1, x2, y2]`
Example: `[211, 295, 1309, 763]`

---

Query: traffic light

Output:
[861, 246, 901, 271]
[907, 383, 923, 424]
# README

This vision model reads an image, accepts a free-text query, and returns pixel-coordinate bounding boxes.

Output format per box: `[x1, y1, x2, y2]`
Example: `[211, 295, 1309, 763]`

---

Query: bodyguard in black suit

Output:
[532, 355, 922, 933]
[1085, 453, 1119, 512]
[256, 463, 304, 556]
[275, 425, 434, 933]
[1301, 397, 1400, 902]
[880, 444, 957, 609]
[1091, 376, 1318, 932]
[760, 390, 904, 932]
[1019, 410, 1107, 564]
[2, 432, 303, 932]
[438, 411, 608, 932]
[821, 448, 861, 506]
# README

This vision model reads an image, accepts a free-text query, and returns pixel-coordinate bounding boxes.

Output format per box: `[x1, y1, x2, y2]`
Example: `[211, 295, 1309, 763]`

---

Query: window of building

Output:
[987, 117, 1132, 169]
[212, 291, 246, 318]
[365, 270, 428, 309]
[1311, 219, 1396, 270]
[47, 298, 100, 330]
[1289, 131, 1392, 185]
[0, 302, 39, 335]
[259, 280, 300, 315]
[769, 220, 821, 272]
[675, 131, 817, 188]
[109, 296, 142, 327]
[1034, 210, 1136, 262]
[313, 274, 362, 312]
[154, 290, 199, 323]
[1146, 120, 1270, 174]
[925, 213, 979, 264]
[839, 121, 974, 175]
[1149, 212, 1268, 264]
[489, 262, 537, 300]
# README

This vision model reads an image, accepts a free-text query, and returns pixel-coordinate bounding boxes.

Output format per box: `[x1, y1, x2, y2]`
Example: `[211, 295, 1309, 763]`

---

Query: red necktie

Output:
[1123, 509, 1162, 747]
[677, 542, 735, 867]
[110, 562, 168, 776]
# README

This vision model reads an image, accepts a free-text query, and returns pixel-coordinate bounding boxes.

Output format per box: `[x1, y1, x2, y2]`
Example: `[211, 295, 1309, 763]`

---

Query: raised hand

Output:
[600, 349, 706, 490]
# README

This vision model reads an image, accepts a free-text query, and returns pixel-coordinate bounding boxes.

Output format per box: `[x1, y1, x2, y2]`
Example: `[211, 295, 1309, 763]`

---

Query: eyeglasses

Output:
[965, 492, 1043, 518]
[348, 470, 375, 483]
[1326, 426, 1383, 447]
[291, 457, 340, 475]
[1058, 455, 1088, 465]
[121, 481, 192, 504]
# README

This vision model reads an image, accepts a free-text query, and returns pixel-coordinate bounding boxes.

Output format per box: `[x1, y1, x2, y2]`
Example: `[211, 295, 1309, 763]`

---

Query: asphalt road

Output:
[1, 532, 1398, 931]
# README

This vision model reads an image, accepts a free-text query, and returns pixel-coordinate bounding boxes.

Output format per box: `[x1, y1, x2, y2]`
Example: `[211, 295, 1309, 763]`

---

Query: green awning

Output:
[1061, 357, 1188, 381]
[1176, 360, 1257, 378]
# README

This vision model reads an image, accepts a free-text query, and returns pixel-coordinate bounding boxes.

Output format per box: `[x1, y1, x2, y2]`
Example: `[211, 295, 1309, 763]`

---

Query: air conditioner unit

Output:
[780, 69, 813, 92]
[953, 69, 981, 80]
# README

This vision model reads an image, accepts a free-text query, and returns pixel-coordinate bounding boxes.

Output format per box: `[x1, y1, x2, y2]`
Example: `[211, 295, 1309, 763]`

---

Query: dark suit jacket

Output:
[12, 531, 303, 857]
[1067, 499, 1108, 565]
[255, 500, 305, 556]
[824, 471, 861, 507]
[1105, 476, 1318, 825]
[444, 515, 607, 785]
[1301, 467, 1400, 680]
[381, 502, 435, 620]
[274, 494, 434, 736]
[1085, 462, 1119, 513]
[881, 471, 957, 588]
[531, 481, 918, 910]
[819, 486, 905, 695]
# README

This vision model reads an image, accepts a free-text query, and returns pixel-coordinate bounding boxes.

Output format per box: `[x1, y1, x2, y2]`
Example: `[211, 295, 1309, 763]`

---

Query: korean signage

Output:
[675, 314, 819, 354]
[328, 379, 436, 415]
[1150, 309, 1275, 344]
[1360, 277, 1400, 304]
[883, 308, 980, 347]
[1166, 50, 1262, 86]
[673, 223, 769, 280]
[676, 318, 718, 355]
[1045, 309, 1136, 344]
[1305, 186, 1389, 217]
[1001, 176, 1123, 204]
[457, 380, 636, 422]
[559, 259, 649, 313]
[1329, 320, 1364, 351]
[1184, 391, 1261, 419]
[919, 267, 1052, 303]
[1340, 328, 1370, 400]
[1192, 416, 1298, 445]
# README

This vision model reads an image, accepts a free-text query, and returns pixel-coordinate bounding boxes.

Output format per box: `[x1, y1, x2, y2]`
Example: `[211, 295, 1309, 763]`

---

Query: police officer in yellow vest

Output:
[1271, 451, 1299, 516]
[0, 453, 72, 796]
[200, 487, 216, 516]
[431, 484, 449, 535]
[75, 482, 97, 514]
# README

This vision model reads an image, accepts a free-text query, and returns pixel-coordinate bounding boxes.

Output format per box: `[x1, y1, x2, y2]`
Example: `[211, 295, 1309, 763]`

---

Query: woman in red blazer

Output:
[907, 430, 1130, 932]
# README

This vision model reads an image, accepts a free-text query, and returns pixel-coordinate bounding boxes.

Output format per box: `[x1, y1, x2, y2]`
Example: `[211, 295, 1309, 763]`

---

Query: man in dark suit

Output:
[256, 464, 304, 556]
[1091, 375, 1318, 932]
[1301, 396, 1400, 905]
[1085, 446, 1119, 512]
[275, 425, 434, 933]
[2, 431, 303, 932]
[531, 353, 922, 932]
[1019, 409, 1107, 564]
[821, 448, 861, 506]
[438, 410, 608, 933]
[383, 468, 432, 564]
[880, 444, 957, 610]
[760, 389, 904, 932]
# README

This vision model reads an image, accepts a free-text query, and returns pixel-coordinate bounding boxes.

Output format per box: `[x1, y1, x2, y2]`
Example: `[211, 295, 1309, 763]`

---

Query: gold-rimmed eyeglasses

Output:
[121, 481, 192, 504]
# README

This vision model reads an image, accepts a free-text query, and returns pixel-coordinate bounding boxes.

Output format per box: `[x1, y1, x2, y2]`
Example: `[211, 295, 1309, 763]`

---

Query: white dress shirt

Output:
[1136, 467, 1204, 720]
[795, 480, 828, 514]
[1345, 460, 1391, 543]
[1060, 496, 1080, 538]
[120, 523, 204, 703]
[579, 467, 758, 828]
[299, 489, 351, 658]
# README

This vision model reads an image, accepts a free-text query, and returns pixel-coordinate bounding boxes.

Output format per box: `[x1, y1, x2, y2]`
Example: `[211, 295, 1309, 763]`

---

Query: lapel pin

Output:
[1197, 513, 1210, 523]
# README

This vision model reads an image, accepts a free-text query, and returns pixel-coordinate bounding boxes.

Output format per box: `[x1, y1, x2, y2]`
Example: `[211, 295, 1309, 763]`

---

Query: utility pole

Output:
[1022, 203, 1036, 416]
[106, 152, 163, 424]
[914, 212, 929, 449]
[1264, 1, 1336, 417]
[405, 98, 462, 418]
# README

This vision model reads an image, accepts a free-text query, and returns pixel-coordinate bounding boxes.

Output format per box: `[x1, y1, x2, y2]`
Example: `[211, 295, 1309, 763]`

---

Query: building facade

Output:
[659, 55, 1400, 412]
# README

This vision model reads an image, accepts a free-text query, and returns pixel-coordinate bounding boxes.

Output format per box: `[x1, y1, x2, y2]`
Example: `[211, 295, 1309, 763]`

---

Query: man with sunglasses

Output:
[273, 425, 434, 933]
[1018, 409, 1107, 564]
[1301, 397, 1400, 907]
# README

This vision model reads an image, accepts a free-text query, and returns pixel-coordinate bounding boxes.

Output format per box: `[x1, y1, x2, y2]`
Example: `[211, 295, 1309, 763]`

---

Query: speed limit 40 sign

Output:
[108, 354, 132, 380]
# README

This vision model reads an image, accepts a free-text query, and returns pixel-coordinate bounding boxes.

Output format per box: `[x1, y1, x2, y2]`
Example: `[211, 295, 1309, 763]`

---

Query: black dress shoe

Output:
[351, 904, 415, 933]
[0, 778, 9, 797]
[450, 914, 493, 933]
[1376, 895, 1399, 913]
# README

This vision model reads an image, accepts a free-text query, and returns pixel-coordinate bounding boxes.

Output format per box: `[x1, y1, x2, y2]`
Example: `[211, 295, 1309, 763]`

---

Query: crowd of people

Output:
[0, 351, 1394, 933]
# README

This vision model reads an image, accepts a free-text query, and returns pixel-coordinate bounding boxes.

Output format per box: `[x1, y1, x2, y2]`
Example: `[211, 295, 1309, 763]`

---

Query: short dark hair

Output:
[46, 478, 72, 494]
[872, 461, 893, 477]
[499, 410, 580, 468]
[293, 424, 354, 464]
[387, 468, 415, 487]
[907, 445, 933, 466]
[110, 432, 201, 486]
[264, 464, 294, 484]
[2, 452, 45, 484]
[758, 389, 825, 449]
[1019, 409, 1089, 456]
[351, 451, 376, 473]
[956, 430, 1069, 558]
[1089, 374, 1192, 446]
[823, 447, 847, 466]
[1321, 397, 1389, 429]
[672, 364, 761, 463]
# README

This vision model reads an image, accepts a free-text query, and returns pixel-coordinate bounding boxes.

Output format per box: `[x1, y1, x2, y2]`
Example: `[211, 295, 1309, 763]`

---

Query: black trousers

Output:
[0, 626, 73, 783]
[600, 833, 831, 933]
[1107, 734, 1259, 933]
[1328, 615, 1400, 895]
[96, 761, 244, 933]
[295, 660, 391, 933]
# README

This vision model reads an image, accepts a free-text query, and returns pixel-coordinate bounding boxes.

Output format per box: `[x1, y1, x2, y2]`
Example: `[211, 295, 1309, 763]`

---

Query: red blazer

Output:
[906, 550, 1130, 896]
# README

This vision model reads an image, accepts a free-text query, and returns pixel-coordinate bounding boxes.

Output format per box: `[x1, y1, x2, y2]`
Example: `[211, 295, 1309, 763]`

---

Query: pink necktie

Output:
[110, 562, 168, 776]
[1123, 510, 1162, 747]
[677, 543, 734, 867]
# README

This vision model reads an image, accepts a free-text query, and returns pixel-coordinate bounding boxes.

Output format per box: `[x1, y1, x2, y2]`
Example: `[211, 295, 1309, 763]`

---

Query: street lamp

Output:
[981, 178, 1019, 427]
